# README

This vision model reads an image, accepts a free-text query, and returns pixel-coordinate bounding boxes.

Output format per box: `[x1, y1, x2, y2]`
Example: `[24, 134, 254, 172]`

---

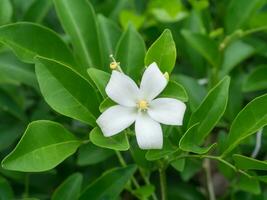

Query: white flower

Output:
[96, 62, 186, 149]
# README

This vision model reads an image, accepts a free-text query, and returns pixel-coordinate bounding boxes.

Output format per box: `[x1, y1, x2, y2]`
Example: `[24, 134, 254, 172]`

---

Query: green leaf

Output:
[236, 174, 261, 195]
[79, 165, 137, 200]
[171, 158, 185, 172]
[173, 74, 206, 111]
[0, 51, 37, 89]
[225, 0, 265, 33]
[0, 176, 14, 200]
[0, 0, 13, 25]
[222, 94, 267, 156]
[159, 80, 188, 102]
[179, 123, 217, 154]
[23, 0, 52, 23]
[119, 10, 145, 30]
[145, 29, 176, 74]
[99, 98, 116, 113]
[77, 143, 113, 166]
[243, 65, 267, 92]
[187, 76, 230, 143]
[35, 57, 99, 126]
[89, 127, 130, 151]
[233, 154, 267, 171]
[98, 14, 121, 68]
[181, 30, 220, 68]
[221, 40, 255, 76]
[87, 68, 110, 98]
[134, 185, 155, 199]
[53, 0, 103, 69]
[0, 22, 80, 73]
[52, 173, 82, 200]
[1, 120, 81, 172]
[115, 24, 146, 80]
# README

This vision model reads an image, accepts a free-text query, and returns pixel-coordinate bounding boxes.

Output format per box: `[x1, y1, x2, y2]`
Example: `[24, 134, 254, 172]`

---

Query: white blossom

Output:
[96, 62, 186, 149]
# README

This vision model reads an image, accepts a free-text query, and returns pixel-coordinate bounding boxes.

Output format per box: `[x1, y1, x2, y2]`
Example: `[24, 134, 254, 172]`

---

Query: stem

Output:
[115, 151, 140, 189]
[159, 168, 167, 200]
[139, 169, 158, 200]
[23, 173, 30, 198]
[203, 159, 216, 200]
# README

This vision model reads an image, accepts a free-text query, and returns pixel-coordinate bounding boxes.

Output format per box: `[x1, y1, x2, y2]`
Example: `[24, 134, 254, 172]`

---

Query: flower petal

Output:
[140, 62, 167, 101]
[106, 71, 139, 107]
[97, 105, 137, 137]
[135, 112, 163, 149]
[148, 98, 186, 125]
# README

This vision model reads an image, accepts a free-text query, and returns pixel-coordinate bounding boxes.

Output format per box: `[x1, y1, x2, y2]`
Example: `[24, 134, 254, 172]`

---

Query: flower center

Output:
[137, 100, 149, 110]
[110, 61, 118, 70]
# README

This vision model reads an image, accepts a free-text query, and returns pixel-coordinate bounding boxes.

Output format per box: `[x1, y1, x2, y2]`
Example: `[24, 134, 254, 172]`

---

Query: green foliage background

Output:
[0, 0, 267, 199]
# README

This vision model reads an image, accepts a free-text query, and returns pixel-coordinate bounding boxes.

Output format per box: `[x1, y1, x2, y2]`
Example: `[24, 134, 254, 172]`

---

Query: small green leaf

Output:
[89, 127, 130, 151]
[181, 30, 220, 68]
[87, 68, 110, 98]
[36, 57, 99, 126]
[115, 24, 146, 80]
[243, 65, 267, 92]
[52, 173, 82, 200]
[236, 174, 261, 195]
[160, 80, 188, 102]
[221, 40, 255, 76]
[1, 120, 81, 172]
[79, 165, 137, 200]
[53, 0, 103, 69]
[145, 29, 176, 74]
[188, 76, 230, 143]
[99, 98, 116, 113]
[233, 154, 267, 171]
[134, 185, 155, 199]
[171, 158, 185, 172]
[179, 124, 217, 154]
[222, 94, 267, 156]
[77, 143, 114, 166]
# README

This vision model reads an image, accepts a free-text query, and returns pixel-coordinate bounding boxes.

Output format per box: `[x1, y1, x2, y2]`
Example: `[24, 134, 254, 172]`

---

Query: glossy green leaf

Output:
[188, 76, 230, 142]
[225, 0, 265, 33]
[98, 14, 121, 68]
[23, 0, 52, 23]
[79, 165, 137, 200]
[145, 29, 176, 73]
[221, 40, 255, 76]
[54, 0, 103, 69]
[0, 176, 14, 200]
[77, 143, 113, 166]
[134, 185, 155, 199]
[115, 24, 146, 80]
[0, 0, 13, 25]
[87, 68, 110, 98]
[243, 65, 267, 92]
[99, 98, 116, 113]
[0, 22, 80, 73]
[35, 57, 99, 126]
[160, 80, 188, 102]
[52, 173, 82, 200]
[181, 30, 220, 68]
[89, 127, 129, 151]
[223, 94, 267, 155]
[179, 123, 217, 154]
[1, 120, 81, 172]
[233, 154, 267, 171]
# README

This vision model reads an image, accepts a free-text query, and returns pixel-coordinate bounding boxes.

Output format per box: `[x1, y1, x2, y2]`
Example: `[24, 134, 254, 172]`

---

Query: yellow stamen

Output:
[137, 100, 149, 110]
[110, 61, 118, 70]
